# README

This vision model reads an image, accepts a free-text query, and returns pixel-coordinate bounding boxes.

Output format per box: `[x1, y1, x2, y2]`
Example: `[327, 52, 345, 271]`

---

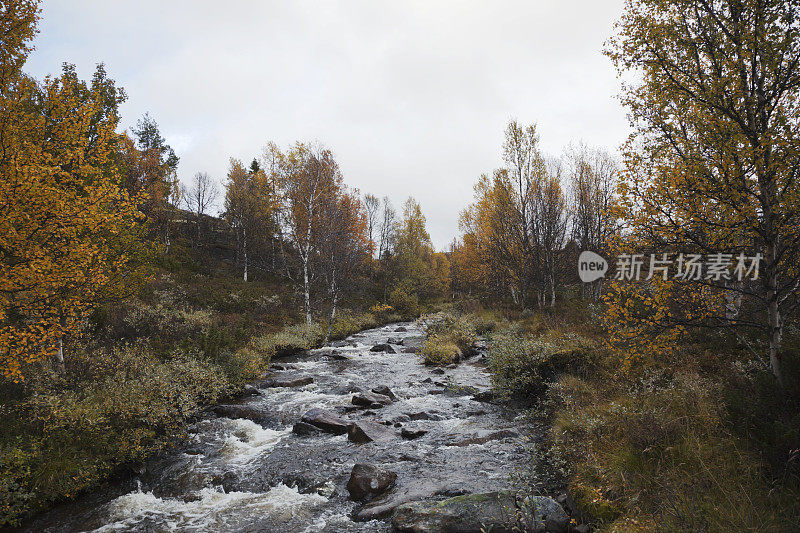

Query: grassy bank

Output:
[0, 242, 408, 526]
[442, 301, 800, 531]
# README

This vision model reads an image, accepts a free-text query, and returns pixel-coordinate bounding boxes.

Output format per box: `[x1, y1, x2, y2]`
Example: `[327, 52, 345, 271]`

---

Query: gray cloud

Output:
[28, 0, 630, 248]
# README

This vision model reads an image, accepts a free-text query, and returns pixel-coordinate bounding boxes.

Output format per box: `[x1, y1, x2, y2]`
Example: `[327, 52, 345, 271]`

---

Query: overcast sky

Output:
[26, 0, 630, 249]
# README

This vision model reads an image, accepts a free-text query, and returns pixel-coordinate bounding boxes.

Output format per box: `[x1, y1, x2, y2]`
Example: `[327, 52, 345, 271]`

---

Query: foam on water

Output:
[214, 418, 290, 463]
[90, 484, 327, 532]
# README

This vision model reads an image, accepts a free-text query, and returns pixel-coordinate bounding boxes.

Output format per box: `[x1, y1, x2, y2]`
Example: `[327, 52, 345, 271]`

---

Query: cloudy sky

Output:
[26, 0, 630, 249]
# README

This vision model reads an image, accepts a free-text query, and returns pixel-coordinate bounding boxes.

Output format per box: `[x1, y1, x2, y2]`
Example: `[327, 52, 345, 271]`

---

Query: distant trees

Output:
[182, 172, 219, 246]
[0, 5, 146, 378]
[456, 121, 571, 308]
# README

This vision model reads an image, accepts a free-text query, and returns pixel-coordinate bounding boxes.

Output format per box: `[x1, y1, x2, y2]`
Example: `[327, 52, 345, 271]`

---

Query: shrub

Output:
[389, 287, 420, 318]
[421, 336, 461, 365]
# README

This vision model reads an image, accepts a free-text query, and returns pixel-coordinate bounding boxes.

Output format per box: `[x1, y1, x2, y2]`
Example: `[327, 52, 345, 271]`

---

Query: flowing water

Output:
[19, 322, 534, 532]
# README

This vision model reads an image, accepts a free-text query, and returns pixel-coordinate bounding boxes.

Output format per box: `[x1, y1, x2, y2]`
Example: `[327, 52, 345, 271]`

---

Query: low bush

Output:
[389, 287, 420, 318]
[421, 337, 462, 365]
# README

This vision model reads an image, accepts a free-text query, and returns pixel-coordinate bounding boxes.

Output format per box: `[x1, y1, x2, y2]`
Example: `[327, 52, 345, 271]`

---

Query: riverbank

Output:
[14, 321, 573, 532]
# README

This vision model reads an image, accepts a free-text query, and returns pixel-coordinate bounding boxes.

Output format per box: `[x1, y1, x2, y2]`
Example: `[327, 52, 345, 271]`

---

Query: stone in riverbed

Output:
[400, 427, 427, 440]
[300, 408, 350, 435]
[257, 375, 313, 388]
[346, 463, 397, 501]
[291, 421, 323, 436]
[448, 429, 519, 447]
[431, 368, 445, 375]
[212, 404, 266, 422]
[402, 336, 425, 353]
[371, 385, 397, 400]
[352, 391, 393, 408]
[370, 343, 397, 353]
[355, 481, 447, 521]
[348, 420, 396, 443]
[392, 491, 526, 533]
[394, 326, 408, 332]
[387, 337, 404, 345]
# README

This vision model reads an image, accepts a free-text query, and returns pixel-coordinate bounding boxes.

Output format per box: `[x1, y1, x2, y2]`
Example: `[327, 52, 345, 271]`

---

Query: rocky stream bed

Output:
[17, 322, 577, 532]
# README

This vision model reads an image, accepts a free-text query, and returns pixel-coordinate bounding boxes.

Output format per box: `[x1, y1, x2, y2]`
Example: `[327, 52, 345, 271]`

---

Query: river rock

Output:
[395, 326, 408, 332]
[472, 389, 494, 402]
[400, 427, 427, 440]
[387, 337, 404, 345]
[352, 391, 393, 408]
[449, 429, 519, 447]
[431, 368, 445, 375]
[406, 411, 442, 421]
[402, 336, 425, 353]
[258, 375, 314, 388]
[212, 404, 266, 422]
[521, 495, 571, 533]
[346, 464, 397, 501]
[291, 421, 323, 436]
[392, 491, 523, 533]
[370, 343, 396, 353]
[300, 408, 350, 435]
[348, 420, 396, 443]
[371, 385, 397, 400]
[355, 481, 447, 521]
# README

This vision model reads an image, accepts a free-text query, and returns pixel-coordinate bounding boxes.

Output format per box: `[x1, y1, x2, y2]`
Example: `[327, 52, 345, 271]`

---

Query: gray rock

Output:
[355, 481, 447, 521]
[472, 389, 494, 402]
[346, 464, 397, 501]
[400, 427, 427, 440]
[258, 375, 314, 388]
[521, 495, 571, 533]
[431, 368, 445, 375]
[449, 429, 519, 447]
[402, 336, 425, 353]
[371, 385, 397, 400]
[392, 491, 521, 532]
[348, 420, 396, 444]
[352, 391, 393, 408]
[387, 337, 404, 345]
[212, 404, 265, 422]
[300, 408, 350, 435]
[406, 411, 441, 421]
[370, 343, 397, 353]
[291, 421, 323, 436]
[394, 326, 408, 332]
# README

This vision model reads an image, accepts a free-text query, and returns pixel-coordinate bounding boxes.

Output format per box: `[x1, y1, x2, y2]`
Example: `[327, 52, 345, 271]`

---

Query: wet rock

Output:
[392, 491, 522, 533]
[258, 375, 314, 388]
[402, 336, 425, 353]
[348, 420, 396, 443]
[446, 363, 458, 369]
[346, 463, 397, 501]
[330, 340, 350, 348]
[352, 391, 393, 408]
[386, 337, 404, 345]
[400, 427, 427, 440]
[355, 481, 447, 521]
[241, 384, 261, 396]
[521, 495, 571, 533]
[371, 385, 397, 400]
[326, 350, 349, 361]
[466, 408, 489, 417]
[431, 368, 445, 375]
[300, 408, 350, 435]
[370, 343, 396, 353]
[428, 389, 444, 395]
[392, 414, 411, 424]
[406, 411, 441, 421]
[422, 377, 433, 383]
[291, 421, 323, 436]
[472, 389, 494, 402]
[212, 404, 266, 422]
[449, 429, 519, 447]
[395, 326, 408, 332]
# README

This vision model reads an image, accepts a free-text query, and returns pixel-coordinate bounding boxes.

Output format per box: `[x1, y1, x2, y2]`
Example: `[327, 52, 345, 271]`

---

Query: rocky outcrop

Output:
[348, 420, 396, 443]
[392, 491, 570, 533]
[346, 464, 397, 501]
[299, 408, 350, 435]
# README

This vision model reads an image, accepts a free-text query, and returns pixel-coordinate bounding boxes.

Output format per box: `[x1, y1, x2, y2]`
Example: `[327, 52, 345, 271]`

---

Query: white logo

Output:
[578, 251, 608, 283]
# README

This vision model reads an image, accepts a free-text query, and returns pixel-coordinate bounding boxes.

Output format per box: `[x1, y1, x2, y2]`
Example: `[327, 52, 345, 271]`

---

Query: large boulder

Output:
[352, 391, 393, 408]
[348, 420, 396, 443]
[346, 464, 397, 501]
[291, 421, 323, 436]
[299, 408, 350, 435]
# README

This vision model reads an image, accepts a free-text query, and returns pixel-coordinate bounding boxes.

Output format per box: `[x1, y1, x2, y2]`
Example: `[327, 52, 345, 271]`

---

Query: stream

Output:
[19, 322, 536, 532]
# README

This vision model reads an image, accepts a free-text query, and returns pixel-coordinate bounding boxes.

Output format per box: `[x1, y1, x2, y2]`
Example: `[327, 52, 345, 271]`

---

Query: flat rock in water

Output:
[300, 408, 350, 435]
[400, 427, 427, 440]
[258, 375, 313, 388]
[394, 326, 408, 332]
[348, 420, 396, 443]
[346, 463, 397, 501]
[392, 491, 524, 533]
[386, 337, 404, 345]
[449, 429, 519, 447]
[370, 343, 396, 353]
[355, 481, 447, 521]
[352, 391, 393, 408]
